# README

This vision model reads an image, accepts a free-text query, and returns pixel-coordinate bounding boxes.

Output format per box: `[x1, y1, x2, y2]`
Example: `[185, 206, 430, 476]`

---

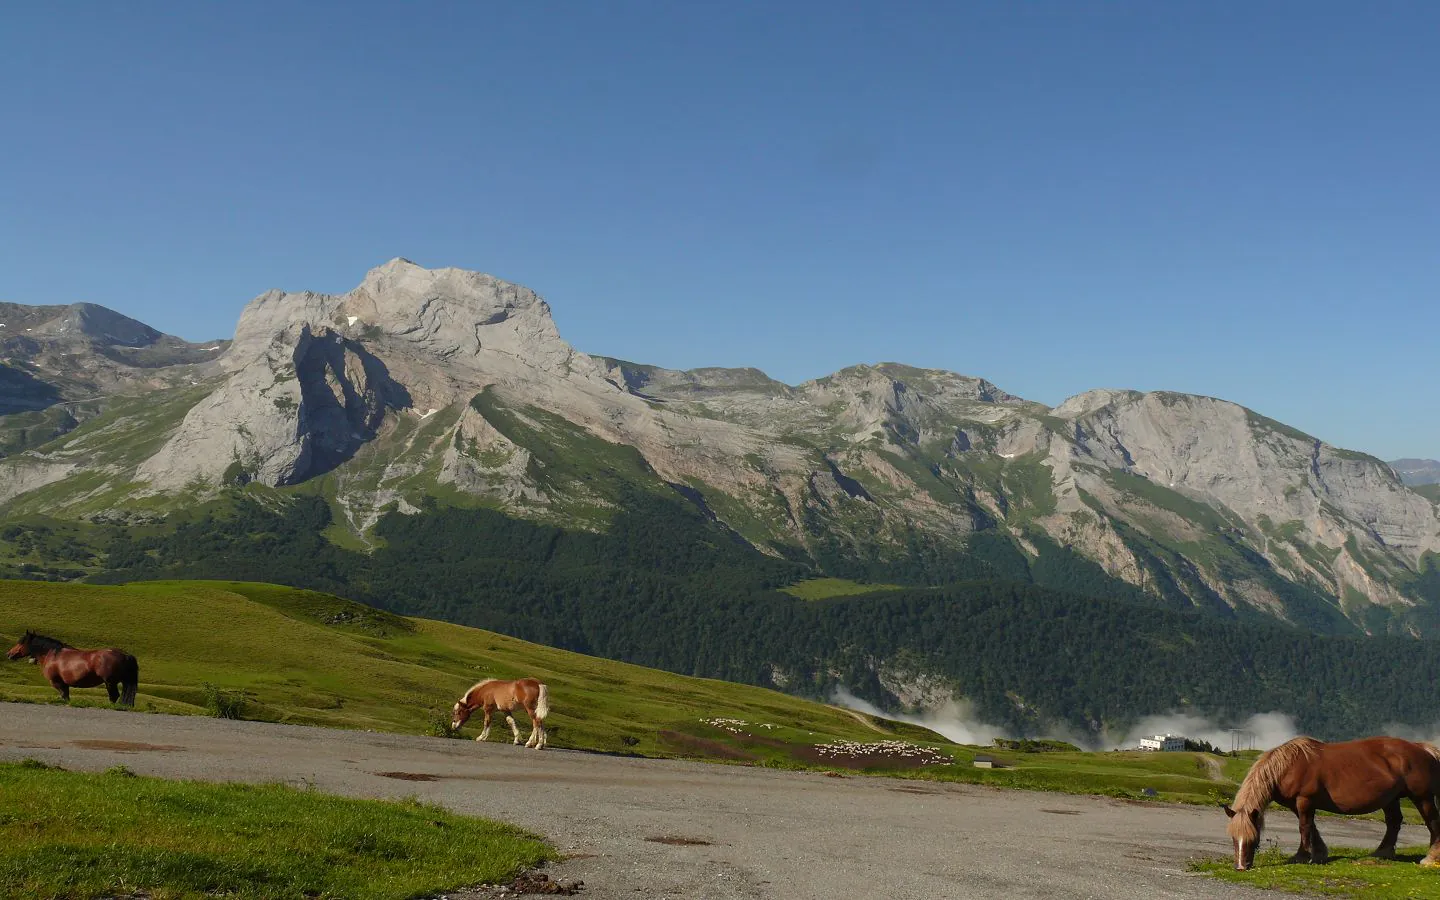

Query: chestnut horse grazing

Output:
[1224, 736, 1440, 871]
[451, 678, 549, 749]
[6, 631, 139, 706]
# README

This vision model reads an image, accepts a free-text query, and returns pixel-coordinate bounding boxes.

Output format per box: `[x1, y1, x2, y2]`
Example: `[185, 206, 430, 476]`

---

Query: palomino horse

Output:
[6, 631, 140, 706]
[451, 678, 550, 749]
[1224, 736, 1440, 870]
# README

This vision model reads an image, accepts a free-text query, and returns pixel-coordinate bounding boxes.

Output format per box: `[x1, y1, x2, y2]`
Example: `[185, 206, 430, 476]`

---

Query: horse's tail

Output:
[534, 682, 550, 722]
[119, 654, 139, 706]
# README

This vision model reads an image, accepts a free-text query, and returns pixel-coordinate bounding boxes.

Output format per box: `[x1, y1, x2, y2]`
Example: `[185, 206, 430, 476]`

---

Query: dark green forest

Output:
[93, 490, 1440, 740]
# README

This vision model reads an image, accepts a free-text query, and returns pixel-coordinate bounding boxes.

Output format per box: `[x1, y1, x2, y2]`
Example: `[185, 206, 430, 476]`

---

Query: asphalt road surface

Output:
[2, 704, 1414, 899]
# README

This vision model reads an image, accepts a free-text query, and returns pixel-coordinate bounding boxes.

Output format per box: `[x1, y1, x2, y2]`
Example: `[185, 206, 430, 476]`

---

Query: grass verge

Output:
[0, 760, 552, 900]
[1191, 846, 1440, 898]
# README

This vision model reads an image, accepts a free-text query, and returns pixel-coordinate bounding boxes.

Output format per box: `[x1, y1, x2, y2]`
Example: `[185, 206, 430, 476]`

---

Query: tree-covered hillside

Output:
[80, 489, 1440, 740]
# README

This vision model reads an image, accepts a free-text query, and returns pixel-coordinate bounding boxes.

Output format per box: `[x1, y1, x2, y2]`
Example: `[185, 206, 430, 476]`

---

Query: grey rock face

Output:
[138, 259, 637, 493]
[1042, 391, 1440, 613]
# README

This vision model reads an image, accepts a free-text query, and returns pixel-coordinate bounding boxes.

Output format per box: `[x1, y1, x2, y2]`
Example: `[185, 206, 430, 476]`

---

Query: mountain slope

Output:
[2, 260, 1438, 637]
[0, 300, 227, 458]
[63, 497, 1440, 740]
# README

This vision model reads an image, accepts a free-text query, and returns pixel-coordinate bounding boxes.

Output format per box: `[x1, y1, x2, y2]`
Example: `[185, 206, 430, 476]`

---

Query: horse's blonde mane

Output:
[1234, 736, 1324, 811]
[461, 678, 498, 699]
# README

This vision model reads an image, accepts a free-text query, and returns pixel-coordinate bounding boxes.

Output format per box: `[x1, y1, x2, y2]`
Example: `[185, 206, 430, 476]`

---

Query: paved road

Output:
[1, 705, 1412, 899]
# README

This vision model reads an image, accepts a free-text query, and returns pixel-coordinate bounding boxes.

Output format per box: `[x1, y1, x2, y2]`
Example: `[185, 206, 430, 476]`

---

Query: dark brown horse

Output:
[1223, 736, 1440, 870]
[451, 678, 550, 749]
[6, 631, 139, 706]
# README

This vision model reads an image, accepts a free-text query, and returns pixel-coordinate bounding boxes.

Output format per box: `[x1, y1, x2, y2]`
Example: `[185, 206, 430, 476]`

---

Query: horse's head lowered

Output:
[1223, 804, 1264, 870]
[6, 630, 36, 661]
[451, 699, 473, 732]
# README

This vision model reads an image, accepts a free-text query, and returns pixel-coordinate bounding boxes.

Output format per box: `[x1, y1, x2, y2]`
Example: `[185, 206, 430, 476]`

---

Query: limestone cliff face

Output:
[6, 260, 1439, 633]
[139, 259, 613, 489]
[1036, 391, 1440, 616]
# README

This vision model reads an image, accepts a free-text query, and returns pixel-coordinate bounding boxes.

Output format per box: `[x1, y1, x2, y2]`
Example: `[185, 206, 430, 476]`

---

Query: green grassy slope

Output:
[0, 579, 1243, 802]
[0, 579, 942, 761]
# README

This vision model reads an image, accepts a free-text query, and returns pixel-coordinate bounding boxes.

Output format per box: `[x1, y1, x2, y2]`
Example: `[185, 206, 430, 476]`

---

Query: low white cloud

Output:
[1116, 712, 1299, 751]
[1379, 722, 1440, 745]
[830, 687, 1012, 746]
[831, 687, 1303, 753]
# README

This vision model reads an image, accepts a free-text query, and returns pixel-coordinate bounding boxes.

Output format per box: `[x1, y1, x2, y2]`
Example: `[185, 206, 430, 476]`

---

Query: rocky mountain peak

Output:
[1052, 388, 1144, 419]
[352, 258, 546, 319]
[227, 259, 572, 376]
[141, 260, 612, 494]
[37, 303, 163, 347]
[804, 363, 1021, 404]
[1, 301, 166, 349]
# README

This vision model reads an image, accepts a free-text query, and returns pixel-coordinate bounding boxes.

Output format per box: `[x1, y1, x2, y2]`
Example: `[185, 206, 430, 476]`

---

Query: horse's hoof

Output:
[1372, 850, 1397, 861]
[1419, 856, 1440, 868]
[1287, 853, 1310, 864]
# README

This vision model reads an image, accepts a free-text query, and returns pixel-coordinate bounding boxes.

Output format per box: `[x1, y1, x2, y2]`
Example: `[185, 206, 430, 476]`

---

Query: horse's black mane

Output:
[21, 632, 72, 655]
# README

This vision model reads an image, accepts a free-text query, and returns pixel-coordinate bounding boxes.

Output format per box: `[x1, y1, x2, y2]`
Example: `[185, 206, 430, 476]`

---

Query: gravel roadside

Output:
[2, 704, 1388, 899]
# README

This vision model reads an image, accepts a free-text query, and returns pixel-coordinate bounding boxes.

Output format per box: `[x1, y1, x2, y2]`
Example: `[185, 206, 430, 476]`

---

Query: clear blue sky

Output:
[2, 3, 1435, 459]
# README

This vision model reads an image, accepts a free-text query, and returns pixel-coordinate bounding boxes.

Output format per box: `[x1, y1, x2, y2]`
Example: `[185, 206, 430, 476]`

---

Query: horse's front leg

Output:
[1308, 819, 1329, 865]
[1290, 801, 1318, 864]
[476, 708, 493, 742]
[48, 677, 70, 703]
[1415, 793, 1440, 867]
[1375, 800, 1403, 859]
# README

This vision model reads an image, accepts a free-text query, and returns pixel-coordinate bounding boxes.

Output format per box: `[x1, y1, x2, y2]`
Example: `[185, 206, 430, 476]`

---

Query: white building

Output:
[1139, 734, 1186, 752]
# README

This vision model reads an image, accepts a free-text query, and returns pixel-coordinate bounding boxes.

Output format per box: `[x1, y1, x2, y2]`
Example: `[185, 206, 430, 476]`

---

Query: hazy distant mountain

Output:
[3, 260, 1438, 638]
[1391, 458, 1440, 486]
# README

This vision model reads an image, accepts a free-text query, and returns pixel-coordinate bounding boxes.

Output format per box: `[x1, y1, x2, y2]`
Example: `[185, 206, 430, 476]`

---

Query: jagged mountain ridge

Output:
[2, 259, 1437, 634]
